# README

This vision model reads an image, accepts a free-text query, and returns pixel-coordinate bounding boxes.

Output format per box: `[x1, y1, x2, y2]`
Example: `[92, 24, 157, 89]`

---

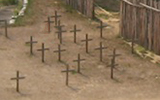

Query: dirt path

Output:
[0, 0, 160, 100]
[0, 6, 15, 22]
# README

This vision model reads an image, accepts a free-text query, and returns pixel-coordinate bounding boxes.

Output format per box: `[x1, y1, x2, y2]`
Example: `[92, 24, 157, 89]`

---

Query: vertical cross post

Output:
[110, 58, 118, 79]
[95, 42, 108, 62]
[55, 20, 65, 29]
[73, 54, 85, 73]
[0, 20, 8, 38]
[97, 21, 108, 38]
[26, 36, 38, 55]
[54, 44, 66, 62]
[44, 16, 54, 33]
[10, 71, 25, 92]
[108, 48, 121, 67]
[55, 26, 67, 44]
[70, 25, 81, 43]
[61, 64, 75, 86]
[51, 11, 61, 26]
[81, 34, 93, 53]
[4, 20, 8, 38]
[37, 43, 49, 62]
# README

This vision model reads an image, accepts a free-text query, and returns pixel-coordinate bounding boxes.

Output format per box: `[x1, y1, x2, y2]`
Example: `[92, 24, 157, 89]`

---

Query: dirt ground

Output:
[0, 5, 15, 22]
[0, 0, 160, 100]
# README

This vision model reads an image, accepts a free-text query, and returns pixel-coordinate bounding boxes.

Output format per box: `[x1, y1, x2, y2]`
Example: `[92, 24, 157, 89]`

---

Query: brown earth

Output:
[0, 0, 160, 100]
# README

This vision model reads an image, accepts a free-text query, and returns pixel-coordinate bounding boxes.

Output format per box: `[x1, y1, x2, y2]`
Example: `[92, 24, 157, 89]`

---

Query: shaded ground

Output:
[95, 0, 120, 12]
[0, 6, 15, 22]
[0, 0, 160, 100]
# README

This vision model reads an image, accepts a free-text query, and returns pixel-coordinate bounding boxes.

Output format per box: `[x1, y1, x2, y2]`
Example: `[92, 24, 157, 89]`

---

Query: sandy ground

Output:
[0, 5, 15, 22]
[0, 0, 160, 100]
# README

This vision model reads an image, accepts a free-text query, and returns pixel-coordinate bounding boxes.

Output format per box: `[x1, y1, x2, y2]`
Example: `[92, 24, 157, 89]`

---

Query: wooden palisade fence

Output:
[64, 0, 94, 18]
[120, 0, 160, 55]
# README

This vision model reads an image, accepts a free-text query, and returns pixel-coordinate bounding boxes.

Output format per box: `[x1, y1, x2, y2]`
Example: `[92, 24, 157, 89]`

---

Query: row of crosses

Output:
[10, 10, 121, 93]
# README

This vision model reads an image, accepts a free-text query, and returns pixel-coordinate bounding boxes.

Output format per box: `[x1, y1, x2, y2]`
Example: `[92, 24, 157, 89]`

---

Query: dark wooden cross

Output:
[110, 58, 118, 79]
[44, 16, 54, 33]
[95, 42, 108, 62]
[70, 25, 81, 43]
[55, 26, 67, 44]
[54, 44, 66, 62]
[73, 54, 85, 73]
[81, 34, 93, 53]
[37, 43, 49, 62]
[0, 20, 8, 38]
[97, 21, 108, 38]
[61, 64, 75, 86]
[55, 20, 65, 29]
[51, 11, 61, 26]
[26, 36, 38, 55]
[10, 71, 25, 92]
[108, 48, 121, 67]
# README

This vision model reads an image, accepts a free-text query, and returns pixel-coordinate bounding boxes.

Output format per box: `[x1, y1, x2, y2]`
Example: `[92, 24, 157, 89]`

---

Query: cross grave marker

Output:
[44, 16, 54, 33]
[108, 48, 121, 67]
[10, 71, 25, 92]
[81, 34, 93, 53]
[26, 36, 38, 55]
[70, 25, 81, 43]
[95, 42, 108, 62]
[97, 21, 108, 38]
[37, 43, 49, 62]
[51, 11, 61, 26]
[109, 58, 118, 79]
[54, 44, 66, 62]
[55, 26, 67, 44]
[0, 20, 8, 38]
[73, 54, 85, 73]
[55, 20, 65, 29]
[61, 64, 75, 86]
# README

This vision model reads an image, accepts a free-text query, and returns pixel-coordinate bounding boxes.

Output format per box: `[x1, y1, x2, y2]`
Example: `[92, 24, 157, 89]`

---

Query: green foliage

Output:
[14, 0, 34, 26]
[0, 0, 17, 5]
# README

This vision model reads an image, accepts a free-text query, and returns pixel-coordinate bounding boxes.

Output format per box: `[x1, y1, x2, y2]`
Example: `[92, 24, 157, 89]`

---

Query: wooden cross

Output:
[51, 11, 61, 26]
[70, 25, 81, 43]
[73, 54, 85, 73]
[54, 44, 66, 62]
[109, 58, 118, 79]
[97, 21, 108, 38]
[0, 20, 8, 38]
[37, 43, 49, 62]
[44, 16, 54, 33]
[61, 64, 75, 86]
[95, 42, 108, 62]
[55, 26, 67, 44]
[10, 71, 25, 92]
[108, 48, 121, 66]
[81, 34, 93, 53]
[26, 36, 38, 55]
[55, 20, 65, 29]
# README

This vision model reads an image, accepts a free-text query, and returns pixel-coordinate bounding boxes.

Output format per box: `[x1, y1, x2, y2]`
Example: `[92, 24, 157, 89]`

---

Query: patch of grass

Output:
[97, 14, 109, 19]
[95, 0, 120, 12]
[14, 0, 23, 15]
[13, 0, 34, 26]
[136, 46, 147, 54]
[71, 70, 77, 75]
[25, 43, 30, 46]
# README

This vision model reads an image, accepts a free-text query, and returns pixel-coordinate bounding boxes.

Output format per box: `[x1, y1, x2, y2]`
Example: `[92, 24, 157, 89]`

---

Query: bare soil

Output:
[0, 0, 160, 100]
